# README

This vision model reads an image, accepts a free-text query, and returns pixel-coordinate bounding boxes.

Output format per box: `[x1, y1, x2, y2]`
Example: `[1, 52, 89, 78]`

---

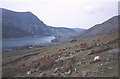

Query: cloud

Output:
[1, 0, 119, 29]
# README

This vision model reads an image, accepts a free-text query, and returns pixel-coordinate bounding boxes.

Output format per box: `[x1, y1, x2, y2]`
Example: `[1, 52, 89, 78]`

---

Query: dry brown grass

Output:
[2, 31, 119, 77]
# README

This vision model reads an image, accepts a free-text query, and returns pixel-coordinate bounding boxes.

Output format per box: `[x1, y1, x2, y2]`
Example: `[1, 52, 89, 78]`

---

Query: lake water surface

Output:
[2, 36, 55, 50]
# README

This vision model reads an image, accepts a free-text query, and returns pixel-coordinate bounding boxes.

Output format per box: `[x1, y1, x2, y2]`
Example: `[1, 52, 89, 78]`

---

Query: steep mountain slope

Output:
[2, 8, 84, 38]
[2, 8, 53, 38]
[79, 15, 119, 39]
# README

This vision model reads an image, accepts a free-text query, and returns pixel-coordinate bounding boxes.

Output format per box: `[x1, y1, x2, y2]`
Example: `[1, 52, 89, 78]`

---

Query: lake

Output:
[2, 36, 55, 50]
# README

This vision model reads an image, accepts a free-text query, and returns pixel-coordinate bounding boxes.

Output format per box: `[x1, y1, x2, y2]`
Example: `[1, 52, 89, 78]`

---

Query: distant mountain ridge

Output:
[1, 8, 85, 38]
[79, 15, 119, 39]
[69, 28, 85, 32]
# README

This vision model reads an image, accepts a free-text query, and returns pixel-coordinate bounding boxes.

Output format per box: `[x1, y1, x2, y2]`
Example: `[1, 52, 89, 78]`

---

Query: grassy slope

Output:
[2, 31, 119, 77]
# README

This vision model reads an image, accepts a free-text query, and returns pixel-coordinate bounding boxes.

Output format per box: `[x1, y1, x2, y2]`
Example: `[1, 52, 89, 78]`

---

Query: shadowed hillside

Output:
[2, 8, 84, 38]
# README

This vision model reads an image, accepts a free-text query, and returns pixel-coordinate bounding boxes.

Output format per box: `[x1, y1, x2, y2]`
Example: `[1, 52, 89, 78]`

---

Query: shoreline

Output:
[2, 36, 56, 52]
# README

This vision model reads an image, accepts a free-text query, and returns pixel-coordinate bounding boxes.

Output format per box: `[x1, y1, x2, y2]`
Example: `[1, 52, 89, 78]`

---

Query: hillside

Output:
[2, 8, 52, 38]
[2, 30, 119, 77]
[2, 8, 84, 38]
[78, 15, 119, 39]
[2, 12, 119, 77]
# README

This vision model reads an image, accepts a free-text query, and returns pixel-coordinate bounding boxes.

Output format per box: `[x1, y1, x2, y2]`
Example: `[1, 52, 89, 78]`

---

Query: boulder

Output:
[82, 70, 90, 77]
[39, 72, 46, 77]
[94, 56, 101, 61]
[64, 69, 72, 75]
[54, 68, 60, 73]
[27, 71, 31, 75]
[90, 56, 101, 64]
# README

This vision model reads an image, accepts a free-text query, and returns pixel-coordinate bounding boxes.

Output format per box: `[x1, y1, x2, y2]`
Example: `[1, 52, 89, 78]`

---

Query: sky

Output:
[0, 0, 119, 29]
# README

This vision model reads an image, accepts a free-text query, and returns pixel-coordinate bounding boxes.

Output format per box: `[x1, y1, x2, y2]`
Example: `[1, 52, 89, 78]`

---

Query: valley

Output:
[1, 8, 119, 77]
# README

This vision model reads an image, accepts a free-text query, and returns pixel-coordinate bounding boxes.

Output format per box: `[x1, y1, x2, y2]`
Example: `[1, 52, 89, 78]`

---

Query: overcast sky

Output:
[0, 0, 119, 29]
